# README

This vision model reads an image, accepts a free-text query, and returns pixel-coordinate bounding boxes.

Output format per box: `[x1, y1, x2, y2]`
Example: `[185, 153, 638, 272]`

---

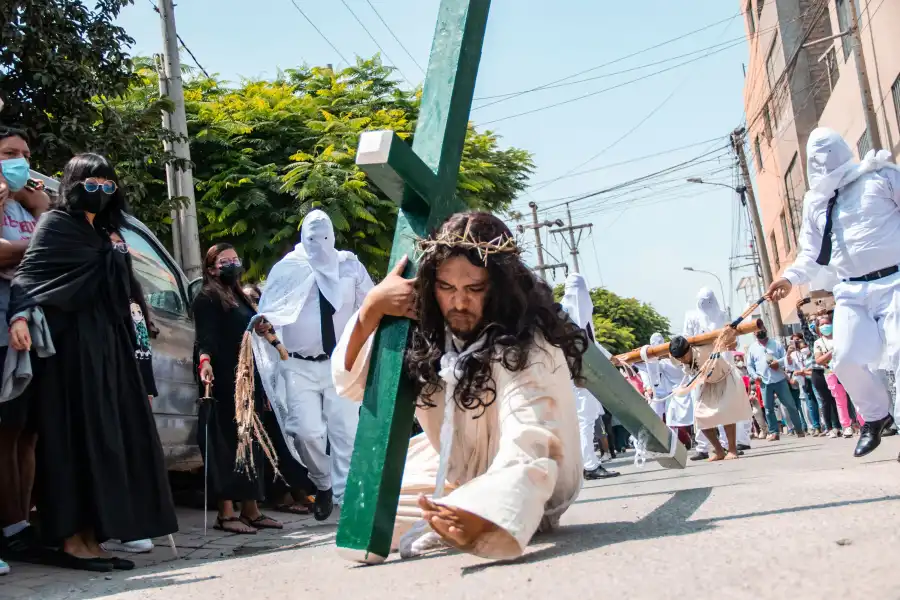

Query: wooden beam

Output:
[615, 319, 764, 364]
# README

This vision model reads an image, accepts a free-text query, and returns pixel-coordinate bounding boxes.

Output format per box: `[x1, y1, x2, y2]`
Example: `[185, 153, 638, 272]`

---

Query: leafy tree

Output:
[554, 284, 671, 355]
[0, 0, 137, 172]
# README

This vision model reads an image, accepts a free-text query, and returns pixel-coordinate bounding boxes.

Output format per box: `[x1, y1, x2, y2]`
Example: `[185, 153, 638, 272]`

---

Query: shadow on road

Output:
[460, 489, 900, 576]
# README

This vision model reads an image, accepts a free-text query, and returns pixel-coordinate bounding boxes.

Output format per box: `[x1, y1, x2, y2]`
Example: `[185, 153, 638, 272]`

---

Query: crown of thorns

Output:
[416, 221, 520, 265]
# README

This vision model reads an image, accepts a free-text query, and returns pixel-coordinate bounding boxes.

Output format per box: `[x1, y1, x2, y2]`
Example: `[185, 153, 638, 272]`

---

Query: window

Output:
[754, 135, 764, 171]
[770, 232, 780, 268]
[763, 106, 773, 139]
[892, 75, 900, 137]
[746, 0, 756, 35]
[780, 212, 792, 253]
[835, 0, 859, 60]
[121, 228, 187, 317]
[784, 152, 805, 239]
[766, 32, 782, 89]
[825, 47, 840, 90]
[857, 128, 872, 158]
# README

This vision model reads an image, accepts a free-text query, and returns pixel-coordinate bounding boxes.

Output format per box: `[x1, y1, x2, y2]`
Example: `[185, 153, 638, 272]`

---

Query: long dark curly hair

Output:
[405, 212, 589, 415]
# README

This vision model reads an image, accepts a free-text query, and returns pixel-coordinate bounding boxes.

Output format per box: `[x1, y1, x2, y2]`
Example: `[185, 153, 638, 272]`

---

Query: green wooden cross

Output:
[337, 0, 685, 565]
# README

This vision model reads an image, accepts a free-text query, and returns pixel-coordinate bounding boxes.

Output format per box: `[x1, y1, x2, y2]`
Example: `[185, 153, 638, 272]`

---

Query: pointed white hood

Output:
[560, 273, 594, 332]
[695, 287, 726, 332]
[298, 209, 343, 310]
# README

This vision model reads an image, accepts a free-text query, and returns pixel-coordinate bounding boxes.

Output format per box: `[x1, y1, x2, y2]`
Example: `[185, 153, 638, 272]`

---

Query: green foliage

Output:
[89, 56, 533, 280]
[0, 0, 137, 172]
[554, 284, 671, 355]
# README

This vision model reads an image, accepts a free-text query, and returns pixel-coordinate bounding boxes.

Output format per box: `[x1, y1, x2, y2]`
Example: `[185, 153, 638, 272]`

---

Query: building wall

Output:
[741, 0, 900, 330]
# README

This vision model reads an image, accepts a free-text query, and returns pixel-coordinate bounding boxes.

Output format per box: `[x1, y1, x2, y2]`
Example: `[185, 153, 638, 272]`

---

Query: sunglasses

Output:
[216, 258, 242, 268]
[81, 178, 117, 194]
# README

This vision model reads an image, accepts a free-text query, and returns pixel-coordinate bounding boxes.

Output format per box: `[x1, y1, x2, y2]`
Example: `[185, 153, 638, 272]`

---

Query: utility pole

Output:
[846, 0, 882, 150]
[517, 202, 565, 280]
[549, 202, 592, 273]
[157, 0, 202, 279]
[154, 54, 182, 268]
[732, 127, 785, 335]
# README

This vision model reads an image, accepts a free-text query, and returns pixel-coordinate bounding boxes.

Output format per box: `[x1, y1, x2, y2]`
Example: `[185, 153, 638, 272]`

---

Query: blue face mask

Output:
[1, 157, 30, 192]
[808, 323, 817, 334]
[819, 324, 833, 336]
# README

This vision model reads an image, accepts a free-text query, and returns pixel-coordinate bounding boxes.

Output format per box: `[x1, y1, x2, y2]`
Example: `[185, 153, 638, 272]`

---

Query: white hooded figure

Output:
[252, 210, 374, 518]
[682, 287, 752, 452]
[776, 128, 900, 458]
[560, 273, 618, 479]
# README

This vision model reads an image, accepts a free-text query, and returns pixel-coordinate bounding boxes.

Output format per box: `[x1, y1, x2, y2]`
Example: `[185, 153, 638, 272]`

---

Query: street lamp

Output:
[684, 266, 730, 320]
[686, 177, 747, 197]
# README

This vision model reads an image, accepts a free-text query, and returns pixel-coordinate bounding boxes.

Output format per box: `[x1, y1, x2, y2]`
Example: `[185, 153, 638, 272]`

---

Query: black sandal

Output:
[240, 514, 283, 530]
[214, 516, 257, 535]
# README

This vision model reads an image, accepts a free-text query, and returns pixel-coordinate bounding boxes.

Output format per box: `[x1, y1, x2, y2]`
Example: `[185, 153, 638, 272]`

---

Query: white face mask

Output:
[299, 209, 343, 309]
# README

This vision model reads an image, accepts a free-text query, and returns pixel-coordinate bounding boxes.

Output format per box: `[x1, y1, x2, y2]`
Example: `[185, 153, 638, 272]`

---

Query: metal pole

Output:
[529, 201, 547, 280]
[565, 202, 580, 273]
[732, 128, 784, 335]
[155, 54, 182, 266]
[846, 0, 882, 150]
[158, 0, 203, 279]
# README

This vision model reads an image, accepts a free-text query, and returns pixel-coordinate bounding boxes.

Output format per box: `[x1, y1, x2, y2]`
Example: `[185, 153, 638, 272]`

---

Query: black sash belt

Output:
[848, 265, 899, 283]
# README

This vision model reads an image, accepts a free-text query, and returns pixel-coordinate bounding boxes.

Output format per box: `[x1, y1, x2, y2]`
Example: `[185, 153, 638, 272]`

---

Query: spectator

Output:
[7, 153, 177, 571]
[193, 244, 282, 534]
[746, 328, 807, 441]
[788, 338, 820, 435]
[814, 313, 861, 438]
[0, 127, 49, 567]
[784, 339, 810, 433]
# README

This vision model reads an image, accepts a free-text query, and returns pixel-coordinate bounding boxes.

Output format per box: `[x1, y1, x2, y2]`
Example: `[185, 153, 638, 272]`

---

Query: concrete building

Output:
[740, 0, 900, 331]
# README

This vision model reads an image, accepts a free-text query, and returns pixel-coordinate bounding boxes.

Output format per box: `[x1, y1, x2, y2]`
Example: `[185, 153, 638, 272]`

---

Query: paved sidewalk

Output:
[0, 506, 338, 599]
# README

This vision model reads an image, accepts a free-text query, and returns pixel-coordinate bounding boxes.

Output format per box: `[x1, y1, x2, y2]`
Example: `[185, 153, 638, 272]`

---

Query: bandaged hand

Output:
[417, 494, 497, 551]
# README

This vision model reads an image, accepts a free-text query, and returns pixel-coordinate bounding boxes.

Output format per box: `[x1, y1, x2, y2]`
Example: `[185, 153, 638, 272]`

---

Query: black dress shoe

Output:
[50, 551, 114, 572]
[689, 452, 709, 461]
[881, 415, 897, 437]
[584, 465, 620, 479]
[737, 443, 751, 451]
[314, 488, 334, 521]
[104, 557, 135, 571]
[854, 416, 892, 458]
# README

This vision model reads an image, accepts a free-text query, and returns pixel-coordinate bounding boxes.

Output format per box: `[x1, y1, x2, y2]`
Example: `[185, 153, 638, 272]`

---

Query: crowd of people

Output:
[2, 114, 900, 575]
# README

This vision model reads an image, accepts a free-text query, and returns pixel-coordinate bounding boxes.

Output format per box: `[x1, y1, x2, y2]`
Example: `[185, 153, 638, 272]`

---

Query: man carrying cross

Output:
[332, 212, 586, 560]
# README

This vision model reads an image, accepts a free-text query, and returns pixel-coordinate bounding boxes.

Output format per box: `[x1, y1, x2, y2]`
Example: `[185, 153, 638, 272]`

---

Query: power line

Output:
[287, 0, 351, 66]
[479, 40, 744, 127]
[472, 11, 745, 109]
[338, 0, 413, 86]
[363, 0, 426, 75]
[146, 0, 211, 78]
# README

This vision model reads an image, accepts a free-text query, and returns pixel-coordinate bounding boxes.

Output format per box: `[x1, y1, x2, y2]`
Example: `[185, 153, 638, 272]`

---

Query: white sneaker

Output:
[101, 539, 154, 554]
[0, 558, 9, 575]
[842, 427, 854, 438]
[827, 429, 839, 438]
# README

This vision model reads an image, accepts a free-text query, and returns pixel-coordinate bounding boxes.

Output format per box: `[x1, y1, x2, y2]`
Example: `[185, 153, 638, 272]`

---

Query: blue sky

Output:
[117, 0, 754, 331]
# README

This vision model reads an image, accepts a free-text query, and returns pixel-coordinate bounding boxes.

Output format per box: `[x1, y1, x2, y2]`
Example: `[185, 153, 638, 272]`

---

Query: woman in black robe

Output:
[8, 154, 177, 571]
[193, 244, 281, 534]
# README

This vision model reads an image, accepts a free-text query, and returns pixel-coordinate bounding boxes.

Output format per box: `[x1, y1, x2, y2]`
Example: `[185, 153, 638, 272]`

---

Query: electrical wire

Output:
[339, 0, 413, 85]
[146, 0, 211, 78]
[287, 0, 351, 66]
[363, 0, 427, 75]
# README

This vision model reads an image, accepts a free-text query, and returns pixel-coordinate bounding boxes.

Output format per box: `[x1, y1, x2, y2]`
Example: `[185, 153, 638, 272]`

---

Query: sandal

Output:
[274, 503, 311, 515]
[214, 516, 257, 535]
[240, 514, 283, 530]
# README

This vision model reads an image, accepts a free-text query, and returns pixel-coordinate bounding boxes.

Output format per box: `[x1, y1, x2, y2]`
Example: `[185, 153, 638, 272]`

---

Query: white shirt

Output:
[784, 168, 900, 284]
[280, 259, 373, 356]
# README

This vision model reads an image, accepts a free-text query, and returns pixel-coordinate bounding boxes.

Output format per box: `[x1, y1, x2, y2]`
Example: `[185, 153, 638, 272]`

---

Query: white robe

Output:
[332, 318, 583, 560]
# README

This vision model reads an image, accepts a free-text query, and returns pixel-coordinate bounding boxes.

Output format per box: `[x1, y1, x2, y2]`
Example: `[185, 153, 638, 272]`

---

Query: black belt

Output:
[848, 265, 899, 283]
[289, 352, 330, 362]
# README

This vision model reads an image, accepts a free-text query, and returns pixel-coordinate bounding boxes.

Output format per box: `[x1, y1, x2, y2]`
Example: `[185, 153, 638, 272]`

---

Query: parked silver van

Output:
[30, 172, 203, 471]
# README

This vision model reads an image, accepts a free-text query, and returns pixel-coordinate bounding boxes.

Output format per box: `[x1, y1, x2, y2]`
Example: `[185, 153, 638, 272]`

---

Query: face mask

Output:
[218, 263, 243, 285]
[819, 324, 833, 336]
[1, 157, 30, 192]
[69, 184, 112, 214]
[808, 323, 817, 334]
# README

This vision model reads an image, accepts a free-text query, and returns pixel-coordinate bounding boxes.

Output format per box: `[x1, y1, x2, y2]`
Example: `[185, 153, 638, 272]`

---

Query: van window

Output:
[121, 228, 187, 317]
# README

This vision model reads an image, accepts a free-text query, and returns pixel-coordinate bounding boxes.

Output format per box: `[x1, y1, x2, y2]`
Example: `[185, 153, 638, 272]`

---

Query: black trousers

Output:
[811, 369, 841, 430]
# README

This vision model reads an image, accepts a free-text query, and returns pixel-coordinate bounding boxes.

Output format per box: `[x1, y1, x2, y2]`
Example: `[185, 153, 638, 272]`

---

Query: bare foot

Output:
[724, 451, 740, 460]
[708, 451, 726, 462]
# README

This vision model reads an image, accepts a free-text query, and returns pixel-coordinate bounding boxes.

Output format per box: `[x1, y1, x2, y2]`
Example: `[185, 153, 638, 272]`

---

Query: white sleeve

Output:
[354, 260, 374, 311]
[439, 355, 566, 559]
[330, 309, 374, 402]
[783, 199, 823, 286]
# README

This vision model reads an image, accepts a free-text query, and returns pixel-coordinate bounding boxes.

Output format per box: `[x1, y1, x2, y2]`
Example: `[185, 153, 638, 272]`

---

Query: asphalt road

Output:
[51, 434, 900, 600]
